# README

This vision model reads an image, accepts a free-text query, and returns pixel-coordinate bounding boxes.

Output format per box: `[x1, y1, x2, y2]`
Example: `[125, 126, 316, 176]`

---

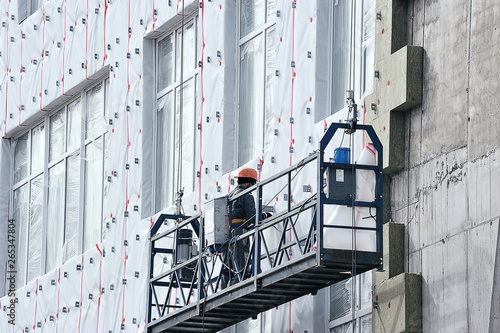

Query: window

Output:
[329, 272, 372, 333]
[238, 0, 276, 166]
[330, 0, 375, 114]
[11, 79, 109, 287]
[155, 16, 199, 213]
[18, 0, 45, 23]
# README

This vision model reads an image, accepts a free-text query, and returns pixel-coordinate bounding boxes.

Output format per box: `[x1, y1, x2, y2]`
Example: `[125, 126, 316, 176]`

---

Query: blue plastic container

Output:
[334, 147, 350, 163]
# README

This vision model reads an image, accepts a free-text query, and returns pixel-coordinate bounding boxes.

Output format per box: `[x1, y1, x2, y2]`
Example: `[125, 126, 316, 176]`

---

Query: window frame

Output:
[236, 0, 276, 167]
[10, 77, 109, 286]
[328, 0, 375, 115]
[154, 14, 200, 213]
[328, 272, 373, 333]
[18, 0, 45, 24]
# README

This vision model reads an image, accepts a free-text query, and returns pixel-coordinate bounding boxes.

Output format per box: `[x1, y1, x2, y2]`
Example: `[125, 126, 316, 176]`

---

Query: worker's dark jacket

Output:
[228, 185, 256, 231]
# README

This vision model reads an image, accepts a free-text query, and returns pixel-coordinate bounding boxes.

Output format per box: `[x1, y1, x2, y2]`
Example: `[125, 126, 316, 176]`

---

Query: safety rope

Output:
[348, 0, 358, 328]
[175, 0, 186, 217]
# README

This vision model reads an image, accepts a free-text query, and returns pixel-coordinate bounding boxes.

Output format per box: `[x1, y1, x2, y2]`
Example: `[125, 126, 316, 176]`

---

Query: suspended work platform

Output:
[147, 123, 383, 333]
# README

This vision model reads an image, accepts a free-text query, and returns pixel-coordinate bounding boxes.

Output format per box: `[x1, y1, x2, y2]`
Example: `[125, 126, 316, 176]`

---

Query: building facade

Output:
[0, 0, 498, 332]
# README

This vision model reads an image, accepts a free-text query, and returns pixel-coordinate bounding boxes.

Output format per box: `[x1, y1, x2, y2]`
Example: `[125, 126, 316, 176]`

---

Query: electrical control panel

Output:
[325, 167, 356, 201]
[204, 197, 229, 246]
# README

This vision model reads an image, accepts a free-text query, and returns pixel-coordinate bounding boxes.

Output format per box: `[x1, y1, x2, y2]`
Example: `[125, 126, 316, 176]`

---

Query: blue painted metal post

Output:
[198, 215, 204, 313]
[193, 216, 205, 313]
[148, 236, 154, 323]
[317, 145, 324, 266]
[376, 138, 384, 271]
[256, 183, 263, 277]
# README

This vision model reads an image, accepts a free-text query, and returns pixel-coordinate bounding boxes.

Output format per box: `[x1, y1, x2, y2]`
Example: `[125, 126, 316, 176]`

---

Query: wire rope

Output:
[347, 0, 358, 328]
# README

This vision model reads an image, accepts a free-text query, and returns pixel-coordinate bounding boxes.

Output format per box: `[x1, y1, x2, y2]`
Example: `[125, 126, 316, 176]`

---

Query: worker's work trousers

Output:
[221, 227, 251, 289]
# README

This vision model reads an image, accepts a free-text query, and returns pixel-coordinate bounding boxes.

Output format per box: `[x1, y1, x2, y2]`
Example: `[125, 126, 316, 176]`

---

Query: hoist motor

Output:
[174, 229, 197, 282]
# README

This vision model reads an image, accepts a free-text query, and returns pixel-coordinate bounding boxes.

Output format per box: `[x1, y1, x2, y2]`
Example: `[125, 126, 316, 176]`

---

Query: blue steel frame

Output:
[316, 122, 383, 270]
[147, 123, 383, 330]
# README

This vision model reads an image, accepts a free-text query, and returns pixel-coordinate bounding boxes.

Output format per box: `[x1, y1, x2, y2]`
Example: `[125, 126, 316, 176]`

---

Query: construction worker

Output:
[221, 167, 259, 289]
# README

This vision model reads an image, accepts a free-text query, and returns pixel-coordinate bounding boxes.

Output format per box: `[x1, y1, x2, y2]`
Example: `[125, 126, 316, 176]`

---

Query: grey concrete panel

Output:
[394, 207, 406, 226]
[468, 1, 500, 161]
[373, 273, 422, 333]
[392, 170, 409, 212]
[406, 202, 420, 257]
[409, 0, 425, 48]
[374, 222, 405, 286]
[468, 220, 498, 332]
[418, 155, 448, 247]
[468, 155, 491, 225]
[407, 166, 421, 208]
[392, 167, 420, 217]
[421, 242, 445, 332]
[408, 108, 423, 170]
[489, 218, 500, 333]
[443, 232, 468, 331]
[407, 249, 421, 275]
[490, 150, 500, 219]
[444, 148, 469, 237]
[421, 0, 469, 160]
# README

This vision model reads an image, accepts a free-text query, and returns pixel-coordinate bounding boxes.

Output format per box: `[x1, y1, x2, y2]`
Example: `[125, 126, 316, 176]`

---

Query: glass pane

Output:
[18, 0, 28, 23]
[330, 321, 353, 333]
[176, 21, 196, 82]
[360, 314, 372, 333]
[105, 78, 110, 119]
[13, 185, 29, 288]
[28, 174, 44, 283]
[175, 79, 195, 193]
[84, 138, 103, 251]
[50, 109, 65, 162]
[31, 0, 43, 14]
[67, 98, 82, 153]
[330, 277, 353, 321]
[46, 162, 65, 272]
[86, 82, 105, 140]
[158, 34, 174, 92]
[156, 92, 175, 212]
[239, 35, 264, 165]
[362, 0, 375, 95]
[360, 271, 372, 310]
[332, 0, 352, 113]
[267, 0, 276, 21]
[64, 152, 80, 261]
[102, 134, 109, 241]
[241, 0, 265, 38]
[264, 27, 277, 152]
[14, 132, 29, 184]
[31, 123, 45, 175]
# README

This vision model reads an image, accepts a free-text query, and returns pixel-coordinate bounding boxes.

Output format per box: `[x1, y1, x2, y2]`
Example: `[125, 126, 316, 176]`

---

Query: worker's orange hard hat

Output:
[235, 167, 258, 181]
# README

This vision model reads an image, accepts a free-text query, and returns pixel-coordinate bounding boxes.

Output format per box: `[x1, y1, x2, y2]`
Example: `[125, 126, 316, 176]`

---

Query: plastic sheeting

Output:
[0, 0, 376, 332]
[46, 162, 65, 273]
[13, 184, 29, 289]
[27, 174, 43, 284]
[239, 34, 265, 165]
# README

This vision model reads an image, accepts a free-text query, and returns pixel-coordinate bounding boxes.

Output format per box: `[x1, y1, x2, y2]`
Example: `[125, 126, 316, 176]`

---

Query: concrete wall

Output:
[392, 0, 500, 331]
